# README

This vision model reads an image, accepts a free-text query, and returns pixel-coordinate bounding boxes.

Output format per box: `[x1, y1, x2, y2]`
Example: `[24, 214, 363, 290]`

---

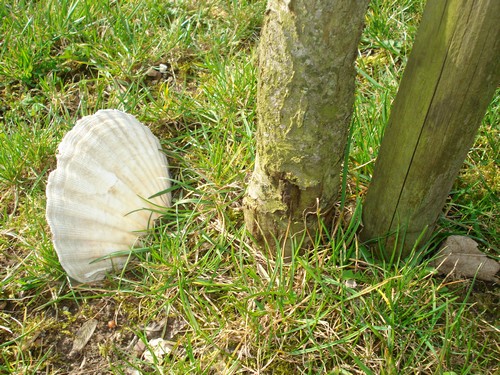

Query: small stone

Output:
[344, 279, 357, 288]
[143, 338, 173, 364]
[159, 64, 168, 74]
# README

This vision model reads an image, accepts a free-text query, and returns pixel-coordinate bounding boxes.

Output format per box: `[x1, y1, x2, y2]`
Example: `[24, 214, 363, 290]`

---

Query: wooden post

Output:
[361, 0, 500, 259]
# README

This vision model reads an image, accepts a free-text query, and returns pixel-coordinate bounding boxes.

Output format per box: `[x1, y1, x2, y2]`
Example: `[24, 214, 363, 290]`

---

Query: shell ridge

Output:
[46, 109, 171, 283]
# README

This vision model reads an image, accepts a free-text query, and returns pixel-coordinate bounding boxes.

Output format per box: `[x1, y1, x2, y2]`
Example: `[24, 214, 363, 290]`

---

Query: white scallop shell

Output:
[46, 109, 171, 283]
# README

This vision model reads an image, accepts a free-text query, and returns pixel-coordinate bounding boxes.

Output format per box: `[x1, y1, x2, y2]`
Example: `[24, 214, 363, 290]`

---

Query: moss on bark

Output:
[244, 0, 368, 254]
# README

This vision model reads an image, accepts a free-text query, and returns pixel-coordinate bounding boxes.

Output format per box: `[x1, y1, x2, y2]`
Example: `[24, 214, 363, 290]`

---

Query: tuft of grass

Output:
[1, 0, 498, 374]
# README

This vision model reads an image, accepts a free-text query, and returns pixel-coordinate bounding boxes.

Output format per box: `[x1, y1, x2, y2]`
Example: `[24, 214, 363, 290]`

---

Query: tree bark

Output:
[244, 0, 369, 255]
[361, 0, 500, 259]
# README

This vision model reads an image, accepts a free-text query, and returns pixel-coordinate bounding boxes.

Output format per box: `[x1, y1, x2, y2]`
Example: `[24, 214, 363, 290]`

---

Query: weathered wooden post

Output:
[361, 0, 500, 259]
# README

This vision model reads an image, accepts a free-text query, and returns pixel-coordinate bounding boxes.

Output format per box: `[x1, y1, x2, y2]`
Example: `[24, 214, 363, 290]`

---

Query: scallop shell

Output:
[46, 109, 171, 283]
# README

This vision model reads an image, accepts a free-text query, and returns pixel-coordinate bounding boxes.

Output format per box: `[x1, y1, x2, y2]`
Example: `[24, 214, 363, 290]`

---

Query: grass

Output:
[1, 0, 498, 374]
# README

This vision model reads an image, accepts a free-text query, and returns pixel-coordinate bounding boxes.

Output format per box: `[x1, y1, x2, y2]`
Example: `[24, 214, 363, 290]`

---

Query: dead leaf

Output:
[69, 319, 98, 357]
[430, 236, 500, 282]
[145, 67, 162, 80]
[128, 316, 186, 358]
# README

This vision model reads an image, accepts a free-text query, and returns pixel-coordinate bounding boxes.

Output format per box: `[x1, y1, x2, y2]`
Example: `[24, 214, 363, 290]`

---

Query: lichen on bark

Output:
[244, 0, 369, 255]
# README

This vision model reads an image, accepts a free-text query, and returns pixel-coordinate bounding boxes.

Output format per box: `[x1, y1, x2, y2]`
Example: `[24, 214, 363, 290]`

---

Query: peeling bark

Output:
[244, 0, 368, 255]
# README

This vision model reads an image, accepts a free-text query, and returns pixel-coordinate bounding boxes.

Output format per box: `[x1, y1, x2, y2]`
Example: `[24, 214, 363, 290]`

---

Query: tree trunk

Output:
[361, 0, 500, 259]
[244, 0, 369, 255]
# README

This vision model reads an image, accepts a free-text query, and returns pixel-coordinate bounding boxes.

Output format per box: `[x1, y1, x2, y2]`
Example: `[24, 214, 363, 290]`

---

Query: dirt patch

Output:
[1, 286, 188, 374]
[466, 280, 500, 325]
